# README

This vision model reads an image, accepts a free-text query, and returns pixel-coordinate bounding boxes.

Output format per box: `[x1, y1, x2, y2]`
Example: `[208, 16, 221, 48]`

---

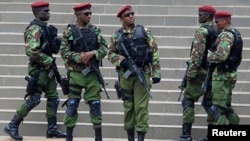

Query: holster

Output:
[25, 75, 37, 95]
[60, 75, 69, 95]
[114, 80, 125, 100]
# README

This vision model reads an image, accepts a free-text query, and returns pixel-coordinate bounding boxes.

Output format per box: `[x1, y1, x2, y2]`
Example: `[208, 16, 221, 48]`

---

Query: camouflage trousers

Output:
[17, 68, 59, 118]
[182, 74, 213, 124]
[63, 71, 102, 128]
[211, 80, 240, 125]
[119, 71, 151, 133]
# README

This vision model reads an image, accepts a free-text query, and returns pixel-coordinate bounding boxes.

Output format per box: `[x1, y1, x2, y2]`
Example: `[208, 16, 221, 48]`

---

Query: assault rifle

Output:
[74, 26, 110, 99]
[177, 61, 189, 101]
[119, 42, 152, 99]
[41, 41, 69, 95]
[201, 63, 216, 106]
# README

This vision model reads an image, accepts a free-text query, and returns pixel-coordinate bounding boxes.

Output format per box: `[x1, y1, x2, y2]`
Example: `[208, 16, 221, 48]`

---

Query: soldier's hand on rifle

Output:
[80, 51, 95, 64]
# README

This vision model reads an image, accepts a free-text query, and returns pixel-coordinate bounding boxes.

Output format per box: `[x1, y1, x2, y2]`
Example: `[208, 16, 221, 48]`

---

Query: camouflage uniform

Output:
[207, 25, 240, 125]
[4, 20, 66, 140]
[108, 24, 161, 134]
[60, 23, 107, 136]
[176, 21, 215, 141]
[183, 21, 214, 124]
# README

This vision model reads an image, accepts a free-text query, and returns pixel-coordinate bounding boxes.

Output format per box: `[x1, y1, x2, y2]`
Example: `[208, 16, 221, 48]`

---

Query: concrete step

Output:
[1, 86, 250, 104]
[0, 136, 169, 141]
[0, 54, 250, 70]
[1, 32, 250, 47]
[1, 65, 250, 81]
[0, 86, 250, 104]
[1, 2, 250, 16]
[1, 11, 250, 27]
[1, 109, 250, 126]
[4, 0, 250, 6]
[0, 33, 194, 47]
[0, 98, 250, 115]
[1, 75, 250, 92]
[2, 22, 250, 38]
[0, 121, 204, 140]
[0, 43, 193, 58]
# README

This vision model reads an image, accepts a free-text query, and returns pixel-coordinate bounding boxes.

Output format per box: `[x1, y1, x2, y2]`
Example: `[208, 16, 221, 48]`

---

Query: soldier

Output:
[108, 5, 161, 141]
[207, 10, 241, 125]
[177, 5, 216, 141]
[3, 1, 66, 140]
[60, 3, 108, 141]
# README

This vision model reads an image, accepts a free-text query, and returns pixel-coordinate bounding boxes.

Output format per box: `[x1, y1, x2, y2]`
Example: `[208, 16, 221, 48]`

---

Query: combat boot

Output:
[137, 132, 145, 141]
[66, 127, 73, 141]
[177, 123, 192, 141]
[46, 117, 66, 138]
[94, 127, 103, 141]
[127, 129, 135, 141]
[4, 114, 23, 140]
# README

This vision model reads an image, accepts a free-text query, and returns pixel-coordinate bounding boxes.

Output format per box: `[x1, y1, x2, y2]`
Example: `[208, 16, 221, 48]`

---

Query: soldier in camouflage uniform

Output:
[60, 3, 108, 141]
[177, 5, 216, 141]
[3, 1, 66, 140]
[108, 5, 161, 141]
[207, 11, 241, 125]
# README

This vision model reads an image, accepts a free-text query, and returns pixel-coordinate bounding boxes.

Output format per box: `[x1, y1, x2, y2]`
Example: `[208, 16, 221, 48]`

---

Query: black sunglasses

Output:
[123, 12, 134, 17]
[198, 13, 207, 17]
[82, 12, 92, 16]
[42, 9, 50, 13]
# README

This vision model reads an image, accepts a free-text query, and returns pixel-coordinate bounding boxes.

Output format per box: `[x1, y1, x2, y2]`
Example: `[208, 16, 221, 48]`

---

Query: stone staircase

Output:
[0, 0, 250, 140]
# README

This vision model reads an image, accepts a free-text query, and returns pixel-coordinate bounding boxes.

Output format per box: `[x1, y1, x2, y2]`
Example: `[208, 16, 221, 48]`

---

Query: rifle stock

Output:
[177, 61, 189, 101]
[120, 42, 152, 99]
[201, 63, 216, 106]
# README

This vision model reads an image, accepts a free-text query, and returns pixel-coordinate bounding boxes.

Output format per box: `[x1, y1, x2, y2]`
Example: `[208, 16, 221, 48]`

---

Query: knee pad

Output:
[66, 98, 80, 117]
[26, 95, 41, 111]
[182, 97, 194, 111]
[47, 98, 59, 114]
[210, 105, 222, 122]
[89, 100, 101, 117]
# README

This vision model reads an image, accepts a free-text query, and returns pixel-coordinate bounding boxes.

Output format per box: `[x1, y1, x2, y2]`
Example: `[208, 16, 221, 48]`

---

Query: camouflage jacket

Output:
[24, 20, 53, 68]
[187, 21, 215, 78]
[107, 24, 161, 79]
[207, 25, 237, 81]
[60, 23, 108, 70]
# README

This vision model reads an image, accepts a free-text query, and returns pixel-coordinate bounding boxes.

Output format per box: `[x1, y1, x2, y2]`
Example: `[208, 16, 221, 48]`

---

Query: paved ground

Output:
[0, 136, 172, 141]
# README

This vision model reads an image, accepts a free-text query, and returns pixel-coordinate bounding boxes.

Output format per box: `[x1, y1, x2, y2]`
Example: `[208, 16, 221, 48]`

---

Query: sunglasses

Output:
[42, 9, 50, 13]
[198, 13, 207, 17]
[215, 19, 224, 24]
[82, 12, 92, 16]
[123, 12, 134, 17]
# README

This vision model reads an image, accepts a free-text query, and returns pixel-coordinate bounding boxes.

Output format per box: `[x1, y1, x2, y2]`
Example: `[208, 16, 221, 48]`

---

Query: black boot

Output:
[137, 132, 145, 141]
[94, 127, 102, 141]
[66, 127, 73, 141]
[4, 114, 23, 140]
[177, 123, 192, 141]
[127, 129, 135, 141]
[46, 117, 66, 138]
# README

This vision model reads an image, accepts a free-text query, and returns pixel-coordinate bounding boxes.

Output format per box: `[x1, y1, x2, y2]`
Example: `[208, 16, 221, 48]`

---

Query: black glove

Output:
[152, 77, 160, 84]
[120, 59, 129, 68]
